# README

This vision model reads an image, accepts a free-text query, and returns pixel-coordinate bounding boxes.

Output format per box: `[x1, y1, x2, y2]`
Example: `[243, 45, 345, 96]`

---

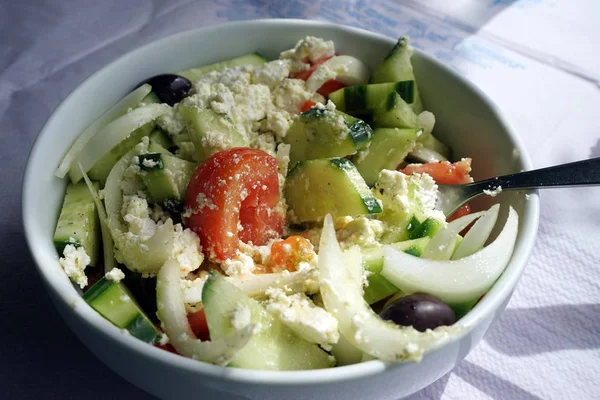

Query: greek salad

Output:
[53, 36, 519, 369]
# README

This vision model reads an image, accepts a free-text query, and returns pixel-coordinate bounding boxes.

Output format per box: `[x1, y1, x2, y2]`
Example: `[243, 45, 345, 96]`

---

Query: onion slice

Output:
[55, 84, 152, 179]
[157, 258, 253, 365]
[69, 103, 169, 183]
[103, 147, 174, 273]
[306, 55, 369, 92]
[452, 204, 499, 260]
[422, 210, 487, 261]
[226, 268, 319, 298]
[319, 215, 462, 362]
[382, 206, 519, 305]
[79, 163, 115, 273]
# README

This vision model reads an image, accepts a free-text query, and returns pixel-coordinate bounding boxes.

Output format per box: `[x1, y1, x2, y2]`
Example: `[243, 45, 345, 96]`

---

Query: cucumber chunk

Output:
[370, 36, 423, 113]
[352, 128, 420, 186]
[373, 91, 418, 129]
[83, 277, 161, 344]
[141, 91, 161, 105]
[364, 273, 399, 305]
[285, 158, 382, 223]
[86, 122, 154, 185]
[53, 182, 100, 267]
[178, 53, 267, 82]
[137, 152, 196, 211]
[328, 81, 415, 116]
[361, 238, 430, 274]
[179, 106, 248, 162]
[407, 216, 443, 240]
[148, 128, 174, 150]
[284, 107, 373, 166]
[202, 273, 333, 370]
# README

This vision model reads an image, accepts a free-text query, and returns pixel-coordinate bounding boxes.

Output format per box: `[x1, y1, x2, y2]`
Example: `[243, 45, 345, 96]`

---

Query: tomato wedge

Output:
[291, 55, 333, 81]
[187, 309, 210, 341]
[446, 204, 472, 222]
[184, 148, 284, 262]
[400, 158, 473, 222]
[399, 158, 472, 185]
[300, 100, 316, 112]
[317, 80, 346, 97]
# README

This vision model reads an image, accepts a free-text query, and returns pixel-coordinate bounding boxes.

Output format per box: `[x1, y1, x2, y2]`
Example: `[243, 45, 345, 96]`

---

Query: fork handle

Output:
[468, 157, 600, 194]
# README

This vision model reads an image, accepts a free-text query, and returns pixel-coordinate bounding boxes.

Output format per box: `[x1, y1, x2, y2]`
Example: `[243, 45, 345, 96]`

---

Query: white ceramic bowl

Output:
[22, 19, 539, 400]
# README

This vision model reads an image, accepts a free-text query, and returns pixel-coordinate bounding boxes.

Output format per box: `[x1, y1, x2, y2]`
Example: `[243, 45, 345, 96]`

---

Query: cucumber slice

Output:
[53, 182, 100, 267]
[137, 152, 196, 211]
[363, 273, 399, 305]
[361, 238, 430, 274]
[148, 128, 174, 150]
[372, 91, 418, 129]
[285, 158, 382, 223]
[284, 107, 372, 166]
[407, 216, 444, 240]
[202, 273, 333, 370]
[352, 128, 420, 186]
[83, 277, 161, 343]
[362, 238, 431, 305]
[79, 165, 115, 273]
[178, 53, 267, 82]
[141, 91, 161, 105]
[370, 36, 423, 113]
[179, 106, 248, 162]
[328, 81, 415, 116]
[86, 122, 154, 185]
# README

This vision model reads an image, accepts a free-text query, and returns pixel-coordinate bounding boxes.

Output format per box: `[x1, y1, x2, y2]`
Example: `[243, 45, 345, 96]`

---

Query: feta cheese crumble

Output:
[483, 186, 503, 197]
[59, 244, 90, 289]
[105, 267, 125, 282]
[265, 287, 339, 346]
[222, 251, 256, 276]
[230, 304, 252, 330]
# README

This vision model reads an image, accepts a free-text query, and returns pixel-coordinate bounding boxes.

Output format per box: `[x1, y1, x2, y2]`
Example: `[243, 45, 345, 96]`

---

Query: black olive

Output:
[380, 293, 455, 332]
[141, 74, 192, 106]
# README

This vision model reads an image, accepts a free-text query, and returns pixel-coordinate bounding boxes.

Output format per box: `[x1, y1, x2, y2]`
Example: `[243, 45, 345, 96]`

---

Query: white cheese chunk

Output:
[265, 288, 339, 346]
[280, 36, 335, 63]
[105, 267, 125, 283]
[59, 244, 90, 289]
[230, 304, 252, 330]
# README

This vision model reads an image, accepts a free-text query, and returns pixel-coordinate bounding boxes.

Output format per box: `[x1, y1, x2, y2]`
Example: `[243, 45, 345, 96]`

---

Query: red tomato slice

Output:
[300, 100, 316, 112]
[399, 158, 472, 185]
[155, 343, 179, 354]
[291, 56, 333, 81]
[317, 80, 346, 97]
[187, 309, 210, 341]
[184, 148, 284, 262]
[447, 204, 472, 222]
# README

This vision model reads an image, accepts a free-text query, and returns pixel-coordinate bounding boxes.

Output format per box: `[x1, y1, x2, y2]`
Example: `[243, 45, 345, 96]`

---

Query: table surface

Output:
[2, 1, 599, 399]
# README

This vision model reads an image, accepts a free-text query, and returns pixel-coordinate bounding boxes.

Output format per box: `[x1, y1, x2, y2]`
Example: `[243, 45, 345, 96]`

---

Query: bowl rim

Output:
[22, 18, 540, 386]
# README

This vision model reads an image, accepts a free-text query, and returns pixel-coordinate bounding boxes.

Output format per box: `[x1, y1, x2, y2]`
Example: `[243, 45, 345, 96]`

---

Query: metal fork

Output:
[436, 157, 600, 216]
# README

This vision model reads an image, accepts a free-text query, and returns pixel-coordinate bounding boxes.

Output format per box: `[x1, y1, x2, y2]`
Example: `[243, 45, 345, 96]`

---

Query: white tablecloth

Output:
[2, 1, 599, 399]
